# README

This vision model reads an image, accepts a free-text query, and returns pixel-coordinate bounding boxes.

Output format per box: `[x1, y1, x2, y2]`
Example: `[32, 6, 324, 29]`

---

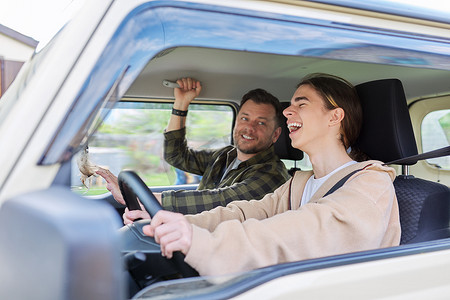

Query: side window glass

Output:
[72, 101, 234, 195]
[421, 109, 450, 170]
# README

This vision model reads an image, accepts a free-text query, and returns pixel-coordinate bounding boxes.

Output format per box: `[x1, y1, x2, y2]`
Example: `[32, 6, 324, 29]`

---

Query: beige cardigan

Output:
[185, 161, 401, 276]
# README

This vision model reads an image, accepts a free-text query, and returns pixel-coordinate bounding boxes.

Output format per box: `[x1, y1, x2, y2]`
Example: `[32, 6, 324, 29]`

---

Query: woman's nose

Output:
[283, 105, 293, 117]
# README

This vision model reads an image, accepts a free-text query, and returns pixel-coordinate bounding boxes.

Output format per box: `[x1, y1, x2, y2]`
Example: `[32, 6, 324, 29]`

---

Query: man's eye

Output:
[258, 122, 265, 126]
[241, 117, 248, 121]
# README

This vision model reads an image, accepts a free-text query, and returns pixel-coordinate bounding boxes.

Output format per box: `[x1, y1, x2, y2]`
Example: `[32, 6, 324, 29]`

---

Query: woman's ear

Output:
[329, 107, 345, 127]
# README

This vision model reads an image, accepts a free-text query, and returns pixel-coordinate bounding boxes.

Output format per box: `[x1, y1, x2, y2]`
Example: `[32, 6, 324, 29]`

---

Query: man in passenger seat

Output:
[97, 77, 290, 216]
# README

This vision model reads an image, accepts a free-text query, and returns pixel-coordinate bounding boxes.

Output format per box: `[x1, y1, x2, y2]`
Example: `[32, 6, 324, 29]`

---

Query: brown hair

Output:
[297, 73, 365, 160]
[240, 88, 283, 127]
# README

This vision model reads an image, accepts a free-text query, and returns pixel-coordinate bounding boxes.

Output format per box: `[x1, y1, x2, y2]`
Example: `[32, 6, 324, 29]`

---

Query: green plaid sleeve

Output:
[164, 128, 214, 175]
[161, 160, 290, 214]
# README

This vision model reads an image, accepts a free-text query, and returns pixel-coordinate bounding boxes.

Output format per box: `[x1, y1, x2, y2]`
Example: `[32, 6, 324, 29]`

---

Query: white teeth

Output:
[287, 122, 302, 132]
[242, 134, 254, 140]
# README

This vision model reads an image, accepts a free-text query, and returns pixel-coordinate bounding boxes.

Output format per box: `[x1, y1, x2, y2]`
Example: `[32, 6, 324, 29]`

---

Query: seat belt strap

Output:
[384, 146, 450, 166]
[317, 146, 450, 198]
[323, 168, 363, 197]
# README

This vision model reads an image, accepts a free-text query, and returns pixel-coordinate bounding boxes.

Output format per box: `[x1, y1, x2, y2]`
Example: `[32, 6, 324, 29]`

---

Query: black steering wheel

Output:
[118, 170, 199, 278]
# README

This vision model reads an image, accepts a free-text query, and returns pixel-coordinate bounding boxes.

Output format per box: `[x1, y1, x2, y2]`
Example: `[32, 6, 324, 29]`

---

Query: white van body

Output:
[0, 1, 449, 299]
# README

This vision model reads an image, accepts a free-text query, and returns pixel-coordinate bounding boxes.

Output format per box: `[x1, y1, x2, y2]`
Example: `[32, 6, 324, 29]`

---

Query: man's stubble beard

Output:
[234, 135, 273, 155]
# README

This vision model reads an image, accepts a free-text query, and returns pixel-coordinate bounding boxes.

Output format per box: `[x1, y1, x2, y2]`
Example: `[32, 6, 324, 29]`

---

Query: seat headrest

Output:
[354, 79, 418, 164]
[274, 102, 304, 161]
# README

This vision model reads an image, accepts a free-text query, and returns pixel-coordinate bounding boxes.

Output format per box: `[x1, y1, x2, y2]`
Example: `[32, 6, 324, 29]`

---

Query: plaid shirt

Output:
[161, 128, 290, 214]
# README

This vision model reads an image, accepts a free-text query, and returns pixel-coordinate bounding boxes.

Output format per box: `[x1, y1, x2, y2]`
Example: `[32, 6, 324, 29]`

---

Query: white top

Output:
[300, 160, 357, 207]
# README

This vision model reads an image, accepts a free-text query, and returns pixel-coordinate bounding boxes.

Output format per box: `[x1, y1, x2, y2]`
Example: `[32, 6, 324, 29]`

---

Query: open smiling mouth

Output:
[287, 122, 302, 132]
[242, 134, 255, 140]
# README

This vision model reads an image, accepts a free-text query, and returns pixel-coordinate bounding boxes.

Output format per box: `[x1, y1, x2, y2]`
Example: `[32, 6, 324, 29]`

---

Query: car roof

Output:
[120, 0, 450, 105]
[308, 0, 450, 24]
[125, 46, 450, 105]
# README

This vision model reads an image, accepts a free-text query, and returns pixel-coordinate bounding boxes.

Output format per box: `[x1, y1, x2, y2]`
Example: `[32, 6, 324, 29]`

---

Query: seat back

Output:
[274, 102, 304, 175]
[0, 187, 124, 300]
[354, 79, 450, 244]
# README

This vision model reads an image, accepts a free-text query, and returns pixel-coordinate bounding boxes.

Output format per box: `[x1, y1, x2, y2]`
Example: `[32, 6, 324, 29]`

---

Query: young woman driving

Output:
[142, 73, 401, 276]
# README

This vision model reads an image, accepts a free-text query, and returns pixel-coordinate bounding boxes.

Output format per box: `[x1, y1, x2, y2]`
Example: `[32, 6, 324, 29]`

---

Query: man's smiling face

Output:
[233, 99, 280, 160]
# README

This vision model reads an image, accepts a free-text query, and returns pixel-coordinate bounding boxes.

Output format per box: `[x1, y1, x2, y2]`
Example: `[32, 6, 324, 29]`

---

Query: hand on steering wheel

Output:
[142, 210, 193, 258]
[118, 170, 198, 277]
[123, 207, 150, 225]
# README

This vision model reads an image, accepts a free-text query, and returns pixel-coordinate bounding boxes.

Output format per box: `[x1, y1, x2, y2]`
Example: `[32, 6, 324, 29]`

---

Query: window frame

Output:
[409, 95, 450, 185]
[71, 98, 239, 195]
